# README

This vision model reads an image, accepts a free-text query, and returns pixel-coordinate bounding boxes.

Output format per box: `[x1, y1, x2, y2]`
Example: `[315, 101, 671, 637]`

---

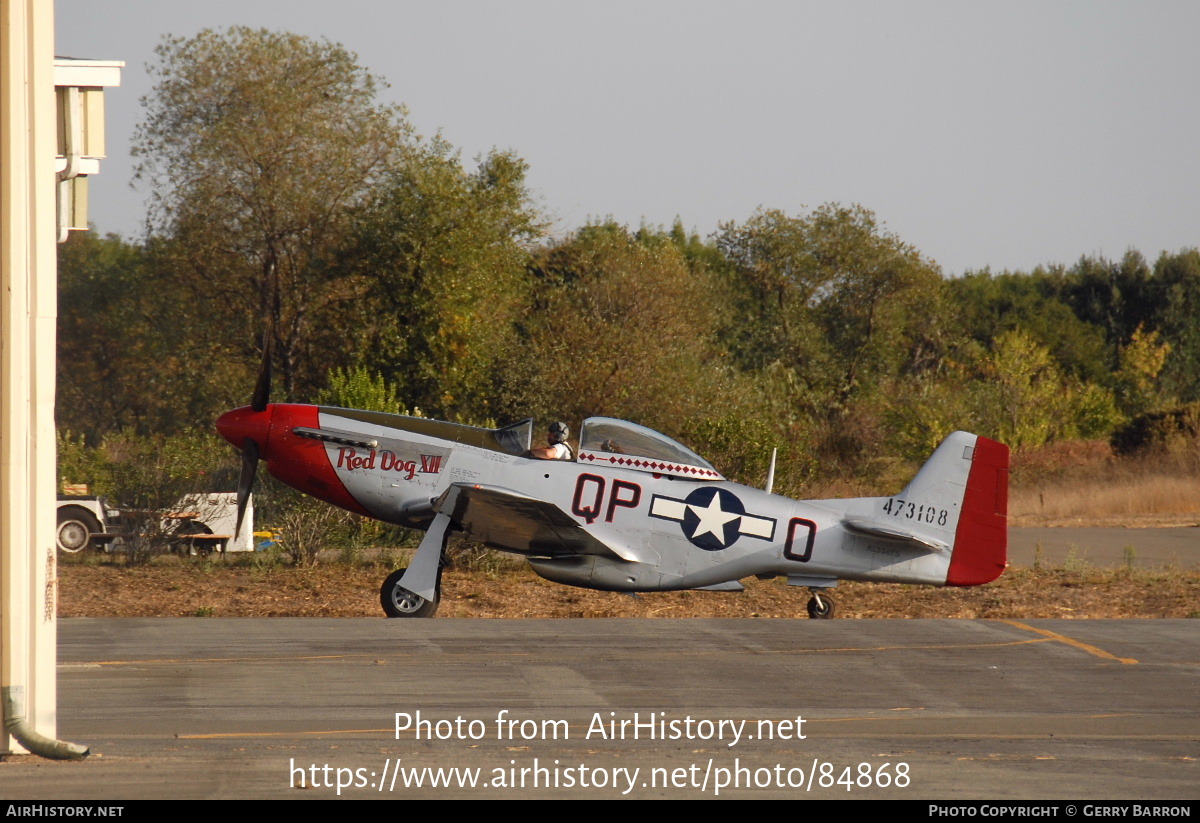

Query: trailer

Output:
[164, 493, 254, 554]
[55, 491, 253, 555]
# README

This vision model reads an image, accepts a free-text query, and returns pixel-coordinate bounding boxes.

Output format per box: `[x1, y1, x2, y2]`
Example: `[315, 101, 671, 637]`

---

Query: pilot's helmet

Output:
[549, 421, 570, 444]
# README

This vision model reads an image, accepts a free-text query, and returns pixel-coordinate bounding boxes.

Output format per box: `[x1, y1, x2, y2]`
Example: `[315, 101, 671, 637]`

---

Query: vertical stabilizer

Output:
[837, 431, 1009, 586]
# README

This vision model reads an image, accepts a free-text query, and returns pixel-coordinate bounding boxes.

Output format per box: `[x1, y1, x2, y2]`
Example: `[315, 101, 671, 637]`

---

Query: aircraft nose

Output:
[216, 405, 273, 453]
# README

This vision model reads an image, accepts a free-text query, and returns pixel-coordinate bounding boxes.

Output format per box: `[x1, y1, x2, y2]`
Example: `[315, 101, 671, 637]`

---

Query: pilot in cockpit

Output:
[530, 421, 574, 460]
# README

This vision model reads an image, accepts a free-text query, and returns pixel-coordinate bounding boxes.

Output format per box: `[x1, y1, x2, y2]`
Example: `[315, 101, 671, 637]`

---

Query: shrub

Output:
[1111, 401, 1200, 456]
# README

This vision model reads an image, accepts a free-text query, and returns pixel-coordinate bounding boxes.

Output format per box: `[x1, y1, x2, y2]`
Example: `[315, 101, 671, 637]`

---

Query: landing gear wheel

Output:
[380, 567, 440, 618]
[807, 592, 835, 619]
[57, 507, 101, 554]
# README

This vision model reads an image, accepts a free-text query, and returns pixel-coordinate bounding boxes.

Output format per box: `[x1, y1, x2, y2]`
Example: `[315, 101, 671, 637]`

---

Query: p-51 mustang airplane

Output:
[217, 365, 1008, 618]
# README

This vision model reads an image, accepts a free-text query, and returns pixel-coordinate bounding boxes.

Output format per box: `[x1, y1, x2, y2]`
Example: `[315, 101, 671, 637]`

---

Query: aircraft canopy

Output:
[576, 417, 724, 480]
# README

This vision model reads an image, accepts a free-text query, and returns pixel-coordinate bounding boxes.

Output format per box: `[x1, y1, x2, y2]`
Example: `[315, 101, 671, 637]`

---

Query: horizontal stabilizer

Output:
[841, 516, 949, 553]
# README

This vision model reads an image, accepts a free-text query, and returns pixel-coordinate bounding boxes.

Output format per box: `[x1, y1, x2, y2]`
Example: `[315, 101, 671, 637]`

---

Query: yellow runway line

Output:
[1002, 621, 1138, 664]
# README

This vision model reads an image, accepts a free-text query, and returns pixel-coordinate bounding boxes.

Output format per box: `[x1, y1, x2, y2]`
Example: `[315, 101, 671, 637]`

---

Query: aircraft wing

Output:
[437, 483, 642, 562]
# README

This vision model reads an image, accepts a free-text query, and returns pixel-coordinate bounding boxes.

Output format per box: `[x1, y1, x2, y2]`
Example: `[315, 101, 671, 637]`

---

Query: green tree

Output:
[342, 140, 542, 421]
[715, 204, 946, 477]
[803, 204, 944, 404]
[716, 204, 943, 405]
[946, 267, 1111, 384]
[968, 330, 1120, 450]
[1113, 325, 1172, 417]
[1154, 249, 1200, 402]
[506, 223, 737, 436]
[317, 366, 403, 414]
[57, 231, 148, 439]
[1059, 251, 1162, 355]
[133, 27, 408, 397]
[715, 207, 834, 381]
[57, 231, 250, 439]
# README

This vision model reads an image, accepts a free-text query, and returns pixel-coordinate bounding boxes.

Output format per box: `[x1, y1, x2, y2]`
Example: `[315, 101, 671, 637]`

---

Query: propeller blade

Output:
[234, 437, 259, 540]
[250, 335, 272, 413]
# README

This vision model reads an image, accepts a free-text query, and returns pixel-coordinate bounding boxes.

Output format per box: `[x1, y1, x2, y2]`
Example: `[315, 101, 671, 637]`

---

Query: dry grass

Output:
[1009, 439, 1200, 526]
[1011, 473, 1200, 526]
[58, 560, 1200, 620]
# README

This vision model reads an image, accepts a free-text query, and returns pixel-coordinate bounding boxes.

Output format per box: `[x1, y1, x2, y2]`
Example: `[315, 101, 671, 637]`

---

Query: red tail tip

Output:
[946, 436, 1009, 586]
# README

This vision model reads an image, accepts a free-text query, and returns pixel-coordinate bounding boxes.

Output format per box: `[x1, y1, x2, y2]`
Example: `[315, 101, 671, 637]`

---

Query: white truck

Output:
[55, 492, 253, 555]
[55, 494, 121, 554]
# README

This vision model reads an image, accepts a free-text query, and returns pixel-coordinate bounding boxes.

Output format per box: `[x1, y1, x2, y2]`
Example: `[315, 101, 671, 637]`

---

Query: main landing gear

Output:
[380, 566, 442, 618]
[381, 502, 455, 618]
[806, 589, 835, 619]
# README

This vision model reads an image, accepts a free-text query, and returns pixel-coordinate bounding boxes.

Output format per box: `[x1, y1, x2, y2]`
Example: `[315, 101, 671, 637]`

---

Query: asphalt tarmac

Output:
[3, 617, 1197, 799]
[1009, 526, 1199, 568]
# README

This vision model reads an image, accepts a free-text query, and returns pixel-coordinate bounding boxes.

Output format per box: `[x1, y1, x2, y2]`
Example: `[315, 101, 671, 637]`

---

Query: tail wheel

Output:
[57, 507, 102, 554]
[380, 567, 440, 618]
[807, 592, 835, 619]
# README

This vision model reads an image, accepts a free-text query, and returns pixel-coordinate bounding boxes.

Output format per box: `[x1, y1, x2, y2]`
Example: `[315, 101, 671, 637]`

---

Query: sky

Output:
[57, 0, 1200, 276]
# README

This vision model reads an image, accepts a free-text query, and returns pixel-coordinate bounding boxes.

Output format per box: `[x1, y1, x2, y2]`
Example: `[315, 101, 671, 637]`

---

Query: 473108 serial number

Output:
[882, 498, 949, 526]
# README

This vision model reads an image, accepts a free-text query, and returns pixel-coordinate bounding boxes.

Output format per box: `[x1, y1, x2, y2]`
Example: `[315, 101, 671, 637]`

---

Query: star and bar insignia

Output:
[649, 487, 776, 551]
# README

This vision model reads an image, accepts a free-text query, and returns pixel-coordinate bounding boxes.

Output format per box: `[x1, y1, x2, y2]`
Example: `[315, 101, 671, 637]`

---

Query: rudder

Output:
[945, 436, 1009, 586]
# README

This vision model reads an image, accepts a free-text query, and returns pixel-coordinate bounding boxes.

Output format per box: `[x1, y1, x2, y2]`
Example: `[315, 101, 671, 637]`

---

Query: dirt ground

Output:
[60, 556, 1200, 619]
